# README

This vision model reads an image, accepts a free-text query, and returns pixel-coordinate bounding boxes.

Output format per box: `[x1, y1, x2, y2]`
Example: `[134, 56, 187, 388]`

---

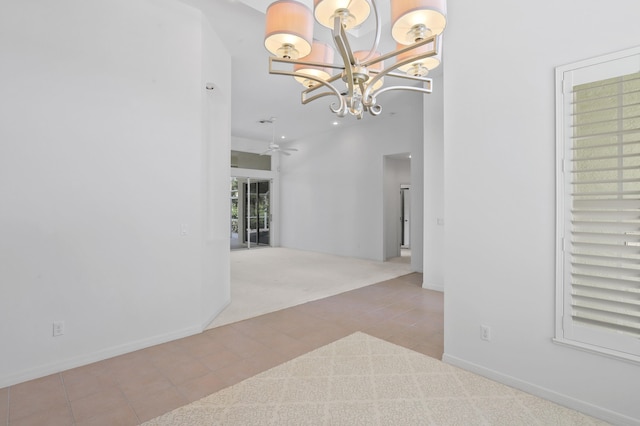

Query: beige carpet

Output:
[142, 332, 607, 426]
[206, 248, 413, 329]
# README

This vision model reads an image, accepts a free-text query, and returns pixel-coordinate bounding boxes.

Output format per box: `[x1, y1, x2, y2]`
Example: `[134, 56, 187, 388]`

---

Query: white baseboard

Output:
[422, 281, 444, 292]
[0, 325, 202, 389]
[442, 353, 640, 426]
[201, 298, 231, 330]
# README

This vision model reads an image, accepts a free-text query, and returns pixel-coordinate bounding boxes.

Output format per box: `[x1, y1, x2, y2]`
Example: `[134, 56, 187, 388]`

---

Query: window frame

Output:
[554, 46, 640, 364]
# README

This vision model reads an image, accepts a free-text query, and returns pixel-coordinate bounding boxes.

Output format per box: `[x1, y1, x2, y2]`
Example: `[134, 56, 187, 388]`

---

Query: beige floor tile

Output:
[74, 404, 138, 426]
[69, 386, 130, 424]
[199, 347, 244, 372]
[219, 334, 272, 359]
[9, 374, 67, 421]
[9, 403, 73, 426]
[159, 358, 211, 386]
[176, 372, 229, 402]
[213, 359, 266, 387]
[128, 386, 189, 423]
[412, 341, 444, 359]
[0, 387, 8, 424]
[174, 333, 228, 359]
[118, 370, 174, 402]
[106, 357, 159, 385]
[61, 362, 118, 402]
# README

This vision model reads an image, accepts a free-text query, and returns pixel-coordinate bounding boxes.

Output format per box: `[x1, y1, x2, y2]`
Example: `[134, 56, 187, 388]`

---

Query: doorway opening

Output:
[383, 154, 411, 263]
[400, 184, 411, 260]
[230, 177, 271, 250]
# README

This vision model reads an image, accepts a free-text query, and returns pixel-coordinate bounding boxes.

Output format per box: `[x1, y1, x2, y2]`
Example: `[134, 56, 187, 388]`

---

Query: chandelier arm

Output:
[368, 104, 383, 116]
[332, 15, 357, 100]
[364, 84, 433, 114]
[371, 84, 433, 99]
[384, 71, 432, 83]
[333, 16, 356, 67]
[271, 57, 345, 72]
[362, 35, 437, 68]
[296, 75, 348, 114]
[268, 57, 349, 115]
[294, 72, 347, 114]
[303, 89, 342, 105]
[361, 0, 381, 63]
[362, 46, 438, 106]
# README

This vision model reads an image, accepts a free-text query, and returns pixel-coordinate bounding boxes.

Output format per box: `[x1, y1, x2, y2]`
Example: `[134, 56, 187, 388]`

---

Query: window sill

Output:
[552, 337, 640, 366]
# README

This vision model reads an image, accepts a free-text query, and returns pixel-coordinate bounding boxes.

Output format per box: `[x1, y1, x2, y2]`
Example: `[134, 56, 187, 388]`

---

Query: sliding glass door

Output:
[245, 180, 270, 246]
[230, 177, 270, 249]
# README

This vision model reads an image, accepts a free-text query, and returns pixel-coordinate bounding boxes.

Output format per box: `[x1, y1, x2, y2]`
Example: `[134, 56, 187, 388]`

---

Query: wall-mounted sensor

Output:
[205, 83, 215, 90]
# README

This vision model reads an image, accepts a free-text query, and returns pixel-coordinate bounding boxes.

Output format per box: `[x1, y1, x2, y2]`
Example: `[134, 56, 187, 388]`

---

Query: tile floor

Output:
[1, 273, 443, 426]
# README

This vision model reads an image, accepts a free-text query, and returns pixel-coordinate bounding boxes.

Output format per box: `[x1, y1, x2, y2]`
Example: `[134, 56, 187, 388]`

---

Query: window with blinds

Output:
[556, 47, 640, 361]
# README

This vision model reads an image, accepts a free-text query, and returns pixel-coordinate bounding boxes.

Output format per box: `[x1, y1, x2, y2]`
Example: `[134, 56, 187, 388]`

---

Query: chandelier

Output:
[263, 0, 446, 119]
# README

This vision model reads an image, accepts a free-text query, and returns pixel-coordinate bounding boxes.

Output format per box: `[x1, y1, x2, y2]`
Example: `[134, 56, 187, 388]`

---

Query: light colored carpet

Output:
[142, 332, 607, 426]
[206, 247, 413, 329]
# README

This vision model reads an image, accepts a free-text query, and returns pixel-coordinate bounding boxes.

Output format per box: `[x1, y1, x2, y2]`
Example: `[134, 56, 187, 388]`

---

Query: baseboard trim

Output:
[422, 281, 444, 292]
[0, 325, 202, 389]
[442, 353, 639, 426]
[201, 298, 231, 330]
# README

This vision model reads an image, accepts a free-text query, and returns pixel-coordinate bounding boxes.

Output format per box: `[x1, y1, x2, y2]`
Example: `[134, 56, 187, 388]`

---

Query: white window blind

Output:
[556, 47, 640, 361]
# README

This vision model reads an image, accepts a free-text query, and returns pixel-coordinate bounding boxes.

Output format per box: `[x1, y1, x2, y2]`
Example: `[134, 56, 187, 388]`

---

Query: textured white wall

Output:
[423, 76, 444, 290]
[443, 0, 640, 423]
[279, 101, 423, 262]
[0, 0, 230, 387]
[200, 14, 232, 329]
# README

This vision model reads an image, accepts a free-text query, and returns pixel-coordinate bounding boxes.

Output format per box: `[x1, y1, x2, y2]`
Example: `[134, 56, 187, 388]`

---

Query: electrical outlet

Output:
[53, 321, 65, 337]
[480, 325, 491, 341]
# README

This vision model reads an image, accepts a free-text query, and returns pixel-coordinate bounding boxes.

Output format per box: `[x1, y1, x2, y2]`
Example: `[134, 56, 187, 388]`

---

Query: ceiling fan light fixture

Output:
[264, 0, 313, 59]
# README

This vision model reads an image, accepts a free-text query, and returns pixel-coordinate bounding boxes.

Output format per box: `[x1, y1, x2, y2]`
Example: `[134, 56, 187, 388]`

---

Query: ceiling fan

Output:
[259, 117, 298, 156]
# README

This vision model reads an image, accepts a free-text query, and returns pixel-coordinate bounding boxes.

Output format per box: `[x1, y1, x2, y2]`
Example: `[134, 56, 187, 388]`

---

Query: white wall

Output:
[410, 109, 425, 273]
[200, 15, 232, 329]
[279, 99, 423, 263]
[443, 1, 640, 423]
[423, 75, 445, 291]
[0, 0, 231, 387]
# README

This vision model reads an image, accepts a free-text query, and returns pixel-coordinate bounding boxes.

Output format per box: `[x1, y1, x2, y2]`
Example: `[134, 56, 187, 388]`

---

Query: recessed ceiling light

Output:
[281, 135, 285, 139]
[332, 121, 339, 126]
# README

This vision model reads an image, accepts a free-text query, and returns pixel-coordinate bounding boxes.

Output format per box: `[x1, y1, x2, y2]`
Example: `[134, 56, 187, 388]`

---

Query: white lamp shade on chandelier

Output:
[264, 0, 314, 59]
[314, 0, 370, 30]
[391, 0, 447, 45]
[395, 37, 441, 76]
[294, 41, 335, 87]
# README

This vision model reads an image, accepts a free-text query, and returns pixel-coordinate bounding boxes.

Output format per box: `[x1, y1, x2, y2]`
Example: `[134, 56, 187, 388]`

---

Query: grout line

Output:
[58, 372, 75, 426]
[5, 386, 9, 426]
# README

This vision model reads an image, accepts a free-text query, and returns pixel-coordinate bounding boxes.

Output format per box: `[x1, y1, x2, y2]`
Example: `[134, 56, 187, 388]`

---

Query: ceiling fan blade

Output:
[283, 147, 299, 151]
[260, 150, 272, 156]
[280, 150, 291, 156]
